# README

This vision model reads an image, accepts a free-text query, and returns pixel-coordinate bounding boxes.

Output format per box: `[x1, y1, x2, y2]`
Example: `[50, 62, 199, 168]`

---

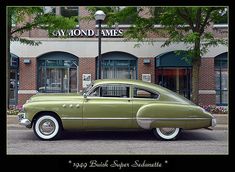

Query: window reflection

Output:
[157, 68, 192, 100]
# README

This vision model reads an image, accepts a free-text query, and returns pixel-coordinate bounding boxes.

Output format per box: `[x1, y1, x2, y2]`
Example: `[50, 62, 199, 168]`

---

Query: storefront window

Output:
[99, 52, 137, 80]
[37, 52, 78, 93]
[157, 68, 192, 99]
[156, 51, 192, 100]
[215, 52, 228, 105]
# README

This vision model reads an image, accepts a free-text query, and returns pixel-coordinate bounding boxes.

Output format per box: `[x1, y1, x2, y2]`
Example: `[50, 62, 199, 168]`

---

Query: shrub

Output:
[199, 104, 228, 114]
[7, 105, 22, 115]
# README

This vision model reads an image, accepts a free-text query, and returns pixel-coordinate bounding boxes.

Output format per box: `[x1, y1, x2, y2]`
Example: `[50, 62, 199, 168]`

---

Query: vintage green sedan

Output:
[18, 79, 216, 140]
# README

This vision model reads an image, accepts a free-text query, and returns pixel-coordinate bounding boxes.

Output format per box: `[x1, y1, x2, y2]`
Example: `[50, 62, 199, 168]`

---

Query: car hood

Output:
[28, 93, 83, 102]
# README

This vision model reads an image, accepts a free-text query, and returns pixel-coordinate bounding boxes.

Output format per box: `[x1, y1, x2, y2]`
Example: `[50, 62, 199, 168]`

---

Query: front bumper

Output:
[18, 112, 31, 128]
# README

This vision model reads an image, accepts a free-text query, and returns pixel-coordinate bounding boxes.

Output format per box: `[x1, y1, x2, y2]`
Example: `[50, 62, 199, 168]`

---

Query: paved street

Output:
[7, 127, 228, 155]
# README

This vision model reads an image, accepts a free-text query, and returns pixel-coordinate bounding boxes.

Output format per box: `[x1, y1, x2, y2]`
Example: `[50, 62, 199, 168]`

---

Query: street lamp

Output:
[94, 10, 106, 79]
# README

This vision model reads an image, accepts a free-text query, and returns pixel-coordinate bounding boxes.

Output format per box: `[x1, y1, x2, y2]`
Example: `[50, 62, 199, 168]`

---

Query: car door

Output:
[132, 86, 160, 128]
[83, 84, 133, 129]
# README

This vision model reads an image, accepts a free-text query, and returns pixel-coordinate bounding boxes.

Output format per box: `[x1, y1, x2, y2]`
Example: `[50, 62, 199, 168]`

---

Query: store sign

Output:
[82, 74, 91, 88]
[52, 29, 124, 37]
[142, 74, 151, 83]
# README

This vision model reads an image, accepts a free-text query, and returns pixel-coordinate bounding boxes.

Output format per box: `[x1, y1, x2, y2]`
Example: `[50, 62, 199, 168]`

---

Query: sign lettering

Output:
[52, 29, 123, 37]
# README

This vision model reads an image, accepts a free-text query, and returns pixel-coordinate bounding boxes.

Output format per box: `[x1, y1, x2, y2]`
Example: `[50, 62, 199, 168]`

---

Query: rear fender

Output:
[136, 103, 204, 129]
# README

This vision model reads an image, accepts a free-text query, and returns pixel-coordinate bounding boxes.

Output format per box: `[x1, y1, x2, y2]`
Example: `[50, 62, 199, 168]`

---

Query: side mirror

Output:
[83, 93, 87, 99]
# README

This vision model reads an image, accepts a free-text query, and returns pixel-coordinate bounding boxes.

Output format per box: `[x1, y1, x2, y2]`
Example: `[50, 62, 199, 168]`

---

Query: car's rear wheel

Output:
[153, 127, 181, 140]
[33, 114, 61, 140]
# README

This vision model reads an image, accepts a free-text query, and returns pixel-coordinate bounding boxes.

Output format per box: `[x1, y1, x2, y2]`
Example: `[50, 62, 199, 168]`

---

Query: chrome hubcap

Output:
[159, 128, 176, 136]
[39, 119, 55, 135]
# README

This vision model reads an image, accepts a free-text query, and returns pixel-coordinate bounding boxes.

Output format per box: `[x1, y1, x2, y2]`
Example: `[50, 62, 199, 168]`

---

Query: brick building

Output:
[10, 6, 228, 106]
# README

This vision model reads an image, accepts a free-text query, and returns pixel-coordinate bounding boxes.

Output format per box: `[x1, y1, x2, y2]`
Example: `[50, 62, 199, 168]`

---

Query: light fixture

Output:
[94, 10, 106, 79]
[23, 59, 31, 64]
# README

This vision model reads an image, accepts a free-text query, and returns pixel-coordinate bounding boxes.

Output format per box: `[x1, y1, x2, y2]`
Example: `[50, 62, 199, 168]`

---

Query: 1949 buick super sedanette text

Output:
[18, 79, 216, 140]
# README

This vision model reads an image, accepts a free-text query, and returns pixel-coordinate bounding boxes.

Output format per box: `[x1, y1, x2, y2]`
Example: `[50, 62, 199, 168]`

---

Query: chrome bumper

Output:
[18, 112, 31, 128]
[211, 117, 217, 127]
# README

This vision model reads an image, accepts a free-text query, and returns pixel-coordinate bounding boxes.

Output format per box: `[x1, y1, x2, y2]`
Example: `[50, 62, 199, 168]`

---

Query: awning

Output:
[156, 51, 192, 68]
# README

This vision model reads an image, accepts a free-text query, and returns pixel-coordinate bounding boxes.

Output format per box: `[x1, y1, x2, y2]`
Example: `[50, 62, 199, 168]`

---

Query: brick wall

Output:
[138, 58, 155, 83]
[79, 57, 96, 91]
[18, 94, 35, 105]
[199, 94, 216, 105]
[79, 6, 96, 30]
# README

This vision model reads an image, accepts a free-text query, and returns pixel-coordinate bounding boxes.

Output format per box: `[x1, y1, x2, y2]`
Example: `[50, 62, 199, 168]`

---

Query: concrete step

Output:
[214, 114, 228, 125]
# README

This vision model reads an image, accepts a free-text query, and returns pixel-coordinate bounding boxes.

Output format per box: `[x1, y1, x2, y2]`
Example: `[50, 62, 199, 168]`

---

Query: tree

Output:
[87, 7, 228, 104]
[7, 7, 77, 108]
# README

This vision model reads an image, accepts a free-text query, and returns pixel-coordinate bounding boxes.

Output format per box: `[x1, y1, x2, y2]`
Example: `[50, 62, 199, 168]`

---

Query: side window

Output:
[89, 87, 100, 97]
[133, 87, 159, 99]
[101, 85, 130, 98]
[90, 84, 130, 98]
[89, 84, 130, 98]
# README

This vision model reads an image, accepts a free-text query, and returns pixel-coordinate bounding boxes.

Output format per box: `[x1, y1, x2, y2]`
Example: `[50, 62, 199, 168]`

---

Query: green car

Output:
[18, 79, 216, 141]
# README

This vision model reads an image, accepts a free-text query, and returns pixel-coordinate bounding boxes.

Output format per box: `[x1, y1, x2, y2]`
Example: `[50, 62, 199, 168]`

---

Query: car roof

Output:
[93, 79, 194, 105]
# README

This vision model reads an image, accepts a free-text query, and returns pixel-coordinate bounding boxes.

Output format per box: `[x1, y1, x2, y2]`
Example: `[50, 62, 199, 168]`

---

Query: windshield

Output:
[83, 81, 94, 94]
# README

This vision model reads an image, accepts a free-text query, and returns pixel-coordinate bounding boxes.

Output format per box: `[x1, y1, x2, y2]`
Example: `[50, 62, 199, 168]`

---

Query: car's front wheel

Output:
[153, 127, 181, 140]
[33, 114, 61, 140]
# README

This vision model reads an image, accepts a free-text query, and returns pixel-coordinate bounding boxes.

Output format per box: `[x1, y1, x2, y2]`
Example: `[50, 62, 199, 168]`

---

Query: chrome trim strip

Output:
[61, 117, 210, 129]
[136, 117, 210, 129]
[61, 117, 209, 120]
[61, 117, 133, 120]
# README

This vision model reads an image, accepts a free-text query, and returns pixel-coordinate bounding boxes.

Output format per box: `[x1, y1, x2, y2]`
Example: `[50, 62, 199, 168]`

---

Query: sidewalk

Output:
[6, 114, 228, 130]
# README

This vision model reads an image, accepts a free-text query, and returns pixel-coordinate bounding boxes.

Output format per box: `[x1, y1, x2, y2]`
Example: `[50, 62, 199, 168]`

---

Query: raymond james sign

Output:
[52, 29, 124, 37]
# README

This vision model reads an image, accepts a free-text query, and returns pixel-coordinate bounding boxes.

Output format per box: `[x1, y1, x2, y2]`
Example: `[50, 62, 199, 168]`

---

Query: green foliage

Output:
[7, 105, 22, 115]
[9, 7, 77, 44]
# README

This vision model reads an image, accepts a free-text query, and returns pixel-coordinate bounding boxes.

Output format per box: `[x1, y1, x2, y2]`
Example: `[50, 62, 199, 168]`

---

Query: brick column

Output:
[137, 57, 155, 83]
[198, 57, 216, 105]
[18, 57, 37, 105]
[79, 57, 96, 91]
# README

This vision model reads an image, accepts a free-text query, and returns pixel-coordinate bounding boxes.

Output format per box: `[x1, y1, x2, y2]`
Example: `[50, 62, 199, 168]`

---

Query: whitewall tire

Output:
[153, 128, 181, 140]
[33, 115, 61, 140]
